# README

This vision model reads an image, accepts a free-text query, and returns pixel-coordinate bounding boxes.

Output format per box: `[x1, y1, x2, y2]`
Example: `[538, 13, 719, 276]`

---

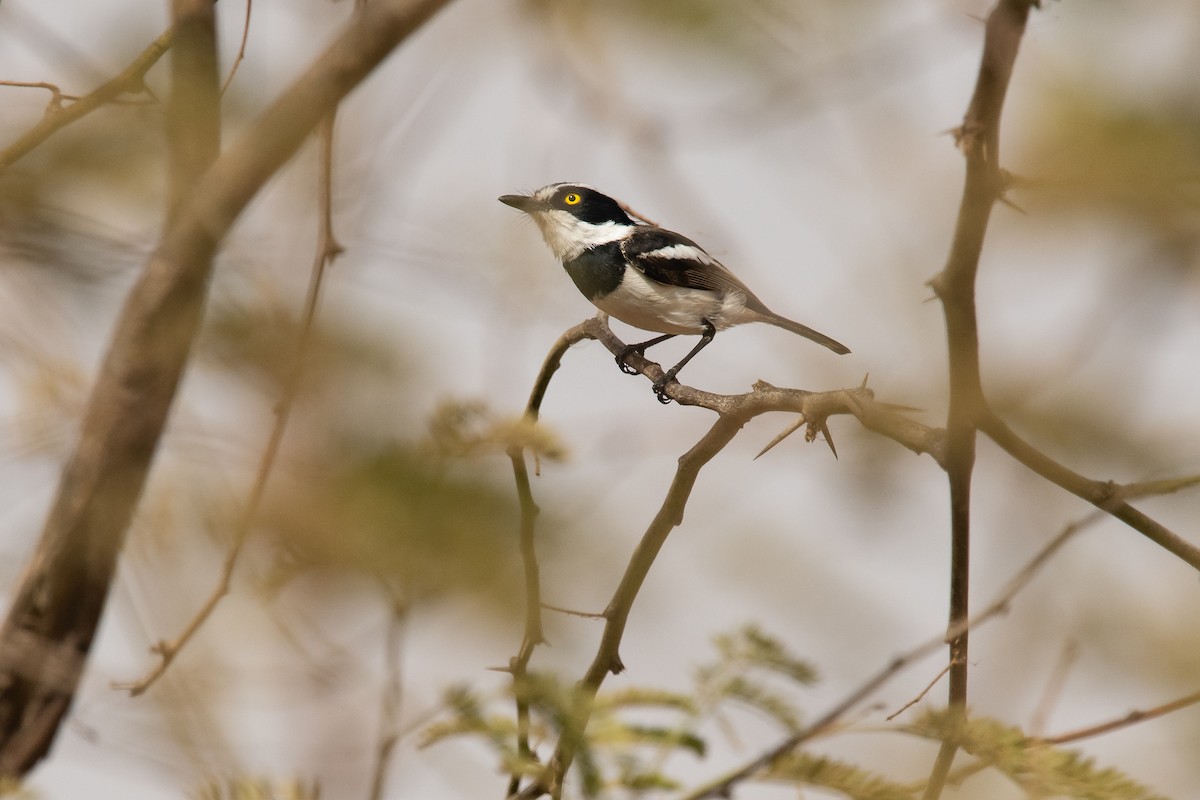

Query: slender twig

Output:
[1037, 689, 1200, 745]
[1028, 639, 1079, 736]
[0, 27, 174, 172]
[368, 582, 409, 800]
[0, 80, 76, 105]
[887, 660, 957, 722]
[115, 111, 344, 696]
[505, 321, 594, 797]
[517, 415, 746, 800]
[220, 0, 254, 95]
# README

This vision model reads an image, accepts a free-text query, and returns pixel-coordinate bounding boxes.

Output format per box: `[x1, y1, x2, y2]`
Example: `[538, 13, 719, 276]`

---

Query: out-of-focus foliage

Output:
[422, 625, 820, 797]
[762, 752, 916, 800]
[261, 436, 523, 602]
[1021, 84, 1200, 267]
[907, 708, 1167, 800]
[190, 777, 319, 800]
[423, 626, 1171, 799]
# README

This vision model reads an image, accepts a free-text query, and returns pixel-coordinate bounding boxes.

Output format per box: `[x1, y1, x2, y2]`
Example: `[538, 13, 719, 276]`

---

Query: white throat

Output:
[532, 210, 631, 261]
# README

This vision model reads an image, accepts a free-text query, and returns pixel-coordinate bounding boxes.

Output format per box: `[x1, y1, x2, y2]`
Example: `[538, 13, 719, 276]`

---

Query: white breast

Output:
[593, 267, 753, 335]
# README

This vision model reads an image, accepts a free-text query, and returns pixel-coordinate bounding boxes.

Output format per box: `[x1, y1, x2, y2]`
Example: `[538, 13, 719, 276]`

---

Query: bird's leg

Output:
[654, 320, 715, 404]
[617, 333, 676, 375]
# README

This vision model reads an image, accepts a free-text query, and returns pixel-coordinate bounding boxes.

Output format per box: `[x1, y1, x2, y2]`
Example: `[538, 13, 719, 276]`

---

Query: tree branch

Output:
[923, 3, 1039, 796]
[0, 0, 451, 777]
[518, 415, 745, 799]
[505, 320, 595, 796]
[0, 0, 220, 774]
[1037, 689, 1200, 746]
[978, 411, 1200, 570]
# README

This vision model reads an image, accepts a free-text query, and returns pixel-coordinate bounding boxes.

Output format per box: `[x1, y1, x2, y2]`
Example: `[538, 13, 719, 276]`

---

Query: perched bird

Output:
[499, 183, 849, 402]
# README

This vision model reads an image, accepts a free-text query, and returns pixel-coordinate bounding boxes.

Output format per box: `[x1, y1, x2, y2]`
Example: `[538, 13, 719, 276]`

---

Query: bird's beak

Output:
[498, 194, 546, 214]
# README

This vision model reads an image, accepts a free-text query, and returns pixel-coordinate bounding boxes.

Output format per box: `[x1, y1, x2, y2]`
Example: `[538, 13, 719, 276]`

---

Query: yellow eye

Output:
[564, 192, 582, 205]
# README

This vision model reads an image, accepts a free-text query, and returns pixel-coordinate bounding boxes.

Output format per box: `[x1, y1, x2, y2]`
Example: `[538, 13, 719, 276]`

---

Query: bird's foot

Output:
[652, 372, 678, 404]
[616, 345, 643, 375]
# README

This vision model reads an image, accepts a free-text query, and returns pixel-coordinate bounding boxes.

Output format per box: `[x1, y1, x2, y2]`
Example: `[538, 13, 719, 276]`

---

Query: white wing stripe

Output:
[637, 243, 715, 265]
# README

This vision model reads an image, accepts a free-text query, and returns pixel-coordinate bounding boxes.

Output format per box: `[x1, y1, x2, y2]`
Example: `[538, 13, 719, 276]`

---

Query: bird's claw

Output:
[652, 373, 677, 404]
[616, 346, 642, 375]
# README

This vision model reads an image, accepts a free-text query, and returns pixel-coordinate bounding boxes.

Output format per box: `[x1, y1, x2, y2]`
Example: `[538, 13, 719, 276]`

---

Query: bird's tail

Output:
[761, 312, 851, 355]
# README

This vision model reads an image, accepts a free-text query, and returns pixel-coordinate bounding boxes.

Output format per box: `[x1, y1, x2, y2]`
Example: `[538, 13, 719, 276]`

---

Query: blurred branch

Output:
[1037, 689, 1200, 746]
[886, 660, 957, 723]
[923, 3, 1039, 796]
[979, 412, 1200, 571]
[0, 0, 451, 777]
[0, 0, 219, 776]
[368, 583, 409, 800]
[684, 506, 1095, 800]
[115, 110, 344, 697]
[220, 0, 254, 95]
[0, 27, 174, 172]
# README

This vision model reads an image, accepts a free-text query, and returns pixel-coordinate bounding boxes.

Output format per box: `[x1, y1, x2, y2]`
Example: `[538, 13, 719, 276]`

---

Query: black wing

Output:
[620, 227, 770, 311]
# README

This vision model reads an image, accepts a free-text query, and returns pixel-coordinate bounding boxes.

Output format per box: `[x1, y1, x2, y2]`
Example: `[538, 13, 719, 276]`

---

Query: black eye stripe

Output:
[552, 187, 633, 225]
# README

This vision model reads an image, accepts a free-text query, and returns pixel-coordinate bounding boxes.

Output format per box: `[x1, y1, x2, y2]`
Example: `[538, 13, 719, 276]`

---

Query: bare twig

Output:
[0, 80, 76, 105]
[368, 583, 409, 800]
[220, 0, 255, 95]
[0, 28, 174, 172]
[1037, 689, 1200, 745]
[505, 320, 594, 796]
[518, 415, 746, 799]
[1028, 639, 1079, 736]
[0, 0, 452, 775]
[116, 110, 344, 697]
[887, 660, 957, 722]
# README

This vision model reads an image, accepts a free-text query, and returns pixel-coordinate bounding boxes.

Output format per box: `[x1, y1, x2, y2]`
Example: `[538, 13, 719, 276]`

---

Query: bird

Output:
[499, 183, 849, 403]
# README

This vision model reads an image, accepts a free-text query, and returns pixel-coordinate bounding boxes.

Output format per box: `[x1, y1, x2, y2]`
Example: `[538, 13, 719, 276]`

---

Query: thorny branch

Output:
[1037, 689, 1200, 746]
[506, 295, 1199, 797]
[922, 2, 1039, 796]
[506, 314, 947, 798]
